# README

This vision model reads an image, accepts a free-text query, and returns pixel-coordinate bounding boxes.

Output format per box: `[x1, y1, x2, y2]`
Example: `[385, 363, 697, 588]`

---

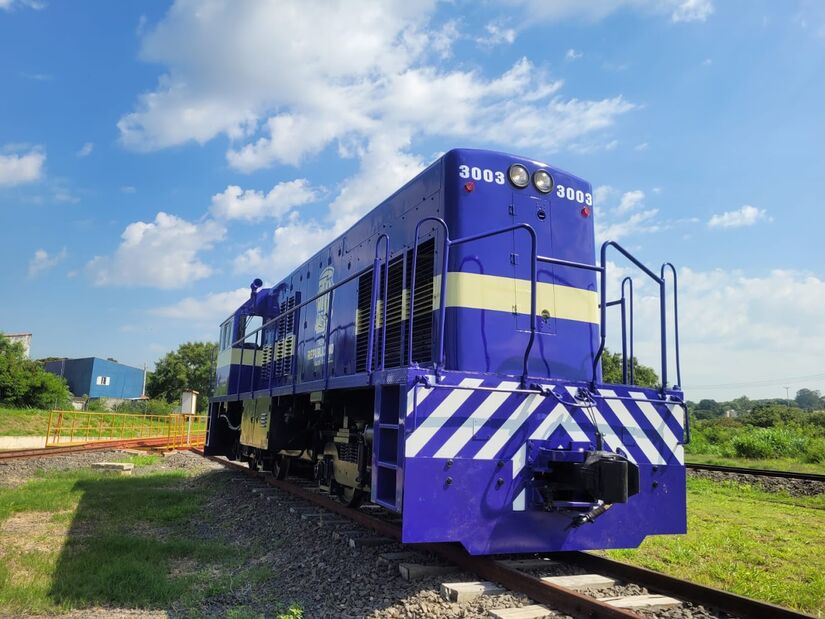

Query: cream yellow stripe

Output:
[441, 272, 599, 325]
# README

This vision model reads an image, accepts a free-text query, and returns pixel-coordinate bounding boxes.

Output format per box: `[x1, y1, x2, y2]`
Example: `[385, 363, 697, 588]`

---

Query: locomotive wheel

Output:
[248, 451, 260, 472]
[339, 485, 365, 508]
[271, 455, 290, 480]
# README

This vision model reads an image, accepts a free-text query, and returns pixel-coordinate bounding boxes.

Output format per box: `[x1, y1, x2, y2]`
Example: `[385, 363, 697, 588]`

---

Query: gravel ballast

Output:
[1, 450, 745, 618]
[687, 468, 825, 496]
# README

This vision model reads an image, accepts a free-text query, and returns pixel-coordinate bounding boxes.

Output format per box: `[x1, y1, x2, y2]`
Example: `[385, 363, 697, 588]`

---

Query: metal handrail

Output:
[622, 277, 635, 385]
[366, 233, 390, 376]
[661, 263, 682, 388]
[230, 234, 392, 394]
[594, 241, 669, 392]
[408, 218, 538, 384]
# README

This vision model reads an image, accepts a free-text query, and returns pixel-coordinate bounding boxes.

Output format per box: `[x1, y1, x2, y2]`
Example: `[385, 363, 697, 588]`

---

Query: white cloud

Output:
[86, 212, 225, 289]
[119, 1, 639, 273]
[506, 0, 714, 23]
[120, 2, 634, 173]
[233, 216, 338, 279]
[210, 179, 318, 222]
[152, 287, 250, 323]
[565, 49, 583, 61]
[671, 0, 714, 22]
[476, 21, 516, 46]
[617, 189, 645, 213]
[76, 142, 94, 157]
[27, 247, 66, 277]
[597, 208, 660, 243]
[121, 185, 136, 194]
[611, 267, 825, 399]
[634, 142, 649, 151]
[0, 146, 45, 186]
[707, 205, 770, 229]
[0, 0, 46, 11]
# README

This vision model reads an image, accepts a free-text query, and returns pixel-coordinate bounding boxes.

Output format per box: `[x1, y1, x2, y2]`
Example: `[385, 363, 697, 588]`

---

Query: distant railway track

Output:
[0, 435, 202, 460]
[686, 462, 825, 482]
[200, 450, 814, 619]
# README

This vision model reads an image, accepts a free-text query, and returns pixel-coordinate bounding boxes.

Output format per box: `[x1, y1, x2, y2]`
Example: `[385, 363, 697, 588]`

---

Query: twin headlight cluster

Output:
[508, 164, 553, 194]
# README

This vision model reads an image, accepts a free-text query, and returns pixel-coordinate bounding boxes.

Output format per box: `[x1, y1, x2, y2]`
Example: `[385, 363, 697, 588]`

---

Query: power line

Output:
[689, 372, 825, 390]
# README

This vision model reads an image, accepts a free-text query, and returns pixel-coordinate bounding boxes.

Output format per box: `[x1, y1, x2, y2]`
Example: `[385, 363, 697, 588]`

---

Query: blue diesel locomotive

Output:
[205, 148, 687, 555]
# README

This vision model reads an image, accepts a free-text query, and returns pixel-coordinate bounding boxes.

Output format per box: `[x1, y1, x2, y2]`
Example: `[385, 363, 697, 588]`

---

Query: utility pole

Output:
[784, 386, 790, 409]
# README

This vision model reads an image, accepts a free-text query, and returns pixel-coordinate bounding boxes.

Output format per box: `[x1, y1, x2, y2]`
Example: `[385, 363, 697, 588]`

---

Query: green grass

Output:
[687, 452, 825, 475]
[0, 457, 302, 616]
[606, 477, 825, 616]
[114, 454, 162, 467]
[0, 407, 51, 436]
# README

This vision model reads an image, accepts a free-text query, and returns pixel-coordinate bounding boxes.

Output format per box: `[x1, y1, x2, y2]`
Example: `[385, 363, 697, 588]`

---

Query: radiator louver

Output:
[355, 239, 435, 372]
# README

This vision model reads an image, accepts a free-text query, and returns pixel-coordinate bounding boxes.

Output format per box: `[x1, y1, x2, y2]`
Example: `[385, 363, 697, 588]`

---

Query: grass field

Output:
[0, 458, 302, 618]
[0, 407, 51, 436]
[686, 452, 825, 475]
[606, 477, 825, 616]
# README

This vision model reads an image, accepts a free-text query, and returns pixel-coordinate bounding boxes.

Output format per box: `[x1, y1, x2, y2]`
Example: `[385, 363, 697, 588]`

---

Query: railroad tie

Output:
[398, 563, 459, 581]
[348, 536, 393, 548]
[441, 581, 506, 603]
[488, 605, 553, 619]
[498, 559, 561, 571]
[599, 594, 682, 611]
[540, 574, 617, 591]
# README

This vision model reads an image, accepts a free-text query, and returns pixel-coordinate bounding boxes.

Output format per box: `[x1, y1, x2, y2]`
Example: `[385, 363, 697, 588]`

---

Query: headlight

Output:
[533, 170, 553, 193]
[508, 164, 529, 188]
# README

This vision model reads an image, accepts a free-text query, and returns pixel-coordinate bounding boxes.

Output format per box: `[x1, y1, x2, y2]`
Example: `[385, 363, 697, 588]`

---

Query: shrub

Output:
[112, 398, 172, 415]
[731, 427, 809, 459]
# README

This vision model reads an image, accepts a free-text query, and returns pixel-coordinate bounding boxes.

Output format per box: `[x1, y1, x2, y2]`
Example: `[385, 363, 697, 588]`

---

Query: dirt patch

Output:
[0, 510, 71, 554]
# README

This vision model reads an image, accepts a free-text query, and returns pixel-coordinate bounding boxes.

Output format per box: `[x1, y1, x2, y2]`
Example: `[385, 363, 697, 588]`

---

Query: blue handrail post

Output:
[249, 330, 259, 394]
[323, 288, 334, 389]
[621, 276, 634, 385]
[366, 234, 389, 378]
[408, 217, 450, 371]
[660, 263, 682, 389]
[594, 241, 666, 391]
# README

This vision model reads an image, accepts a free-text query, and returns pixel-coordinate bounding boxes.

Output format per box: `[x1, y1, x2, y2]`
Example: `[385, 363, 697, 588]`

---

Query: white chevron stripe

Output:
[566, 386, 637, 465]
[405, 375, 436, 417]
[433, 381, 520, 458]
[599, 389, 666, 466]
[473, 393, 542, 460]
[510, 403, 589, 480]
[630, 392, 685, 464]
[513, 488, 526, 511]
[666, 402, 686, 429]
[512, 444, 526, 479]
[405, 378, 484, 457]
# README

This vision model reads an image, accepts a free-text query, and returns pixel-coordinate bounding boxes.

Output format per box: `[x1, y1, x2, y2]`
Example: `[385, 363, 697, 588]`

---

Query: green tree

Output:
[0, 334, 71, 408]
[795, 388, 821, 410]
[146, 341, 217, 412]
[601, 349, 659, 388]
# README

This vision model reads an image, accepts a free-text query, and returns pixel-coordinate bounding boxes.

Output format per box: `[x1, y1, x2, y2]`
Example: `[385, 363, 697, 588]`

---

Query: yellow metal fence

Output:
[45, 410, 207, 448]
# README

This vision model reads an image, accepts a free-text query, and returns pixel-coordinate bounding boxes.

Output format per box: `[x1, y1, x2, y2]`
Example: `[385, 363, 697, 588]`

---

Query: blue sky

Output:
[2, 0, 824, 400]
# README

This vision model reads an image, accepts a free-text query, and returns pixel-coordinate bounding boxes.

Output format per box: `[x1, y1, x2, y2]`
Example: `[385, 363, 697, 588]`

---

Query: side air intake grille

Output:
[406, 238, 434, 365]
[272, 295, 298, 378]
[354, 238, 435, 372]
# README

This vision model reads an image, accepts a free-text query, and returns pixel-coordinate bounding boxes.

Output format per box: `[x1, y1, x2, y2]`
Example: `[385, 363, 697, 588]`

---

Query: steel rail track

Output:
[198, 451, 815, 619]
[0, 435, 204, 460]
[686, 462, 825, 482]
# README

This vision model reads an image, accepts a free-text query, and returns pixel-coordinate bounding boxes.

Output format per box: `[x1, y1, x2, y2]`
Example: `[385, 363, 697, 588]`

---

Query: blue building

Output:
[44, 357, 145, 399]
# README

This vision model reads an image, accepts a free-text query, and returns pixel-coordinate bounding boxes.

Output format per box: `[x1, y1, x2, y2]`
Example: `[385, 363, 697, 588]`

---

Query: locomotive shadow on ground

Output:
[47, 470, 234, 613]
[45, 468, 435, 618]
